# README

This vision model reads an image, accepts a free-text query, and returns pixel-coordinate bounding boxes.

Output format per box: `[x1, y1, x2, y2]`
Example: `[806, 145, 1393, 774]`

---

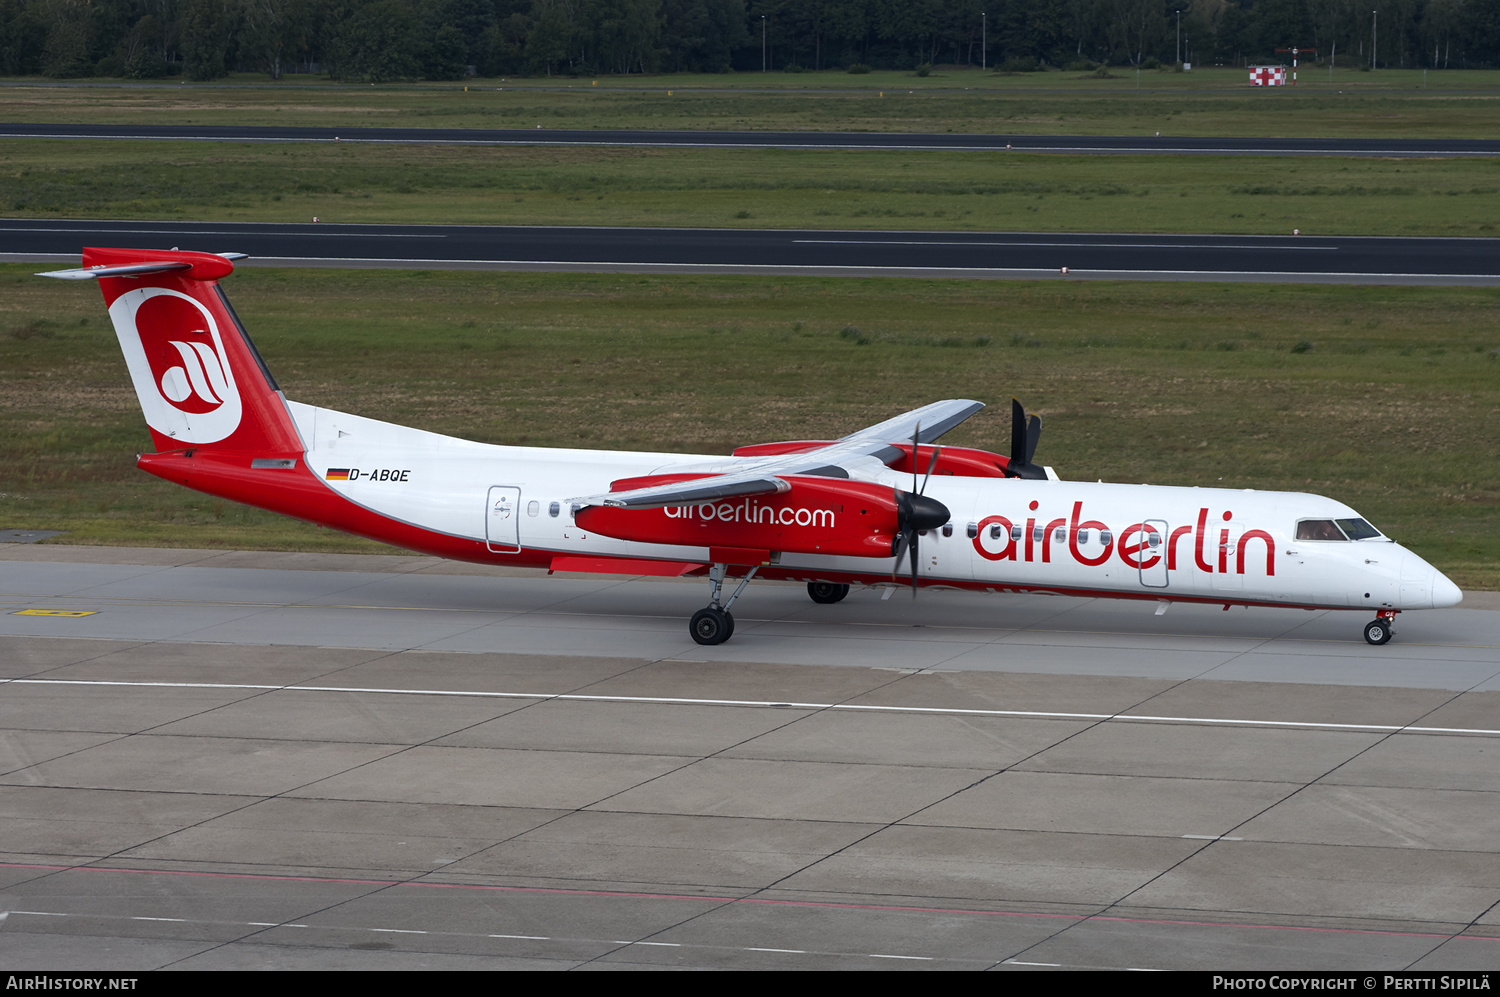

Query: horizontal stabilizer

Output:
[37, 251, 249, 282]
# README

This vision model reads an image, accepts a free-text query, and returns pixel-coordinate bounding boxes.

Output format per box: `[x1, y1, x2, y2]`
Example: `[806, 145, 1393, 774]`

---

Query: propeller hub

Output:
[900, 492, 950, 533]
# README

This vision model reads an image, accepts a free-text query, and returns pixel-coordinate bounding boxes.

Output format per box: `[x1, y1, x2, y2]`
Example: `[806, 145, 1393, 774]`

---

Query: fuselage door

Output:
[1139, 519, 1169, 588]
[486, 485, 522, 553]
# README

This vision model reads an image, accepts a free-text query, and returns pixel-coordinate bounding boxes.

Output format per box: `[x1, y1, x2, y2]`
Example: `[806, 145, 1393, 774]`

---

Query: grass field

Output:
[5, 67, 1500, 137]
[6, 139, 1499, 237]
[3, 264, 1497, 588]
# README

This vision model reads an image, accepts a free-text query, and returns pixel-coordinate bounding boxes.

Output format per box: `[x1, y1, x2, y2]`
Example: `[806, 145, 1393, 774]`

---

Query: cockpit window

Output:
[1336, 518, 1383, 541]
[1296, 519, 1347, 541]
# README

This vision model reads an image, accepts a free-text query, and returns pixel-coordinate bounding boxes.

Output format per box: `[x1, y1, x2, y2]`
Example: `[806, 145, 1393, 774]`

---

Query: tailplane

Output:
[40, 248, 302, 456]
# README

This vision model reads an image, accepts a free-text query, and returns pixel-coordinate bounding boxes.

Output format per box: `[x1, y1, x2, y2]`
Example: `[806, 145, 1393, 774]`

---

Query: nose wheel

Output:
[1363, 609, 1398, 645]
[689, 562, 757, 646]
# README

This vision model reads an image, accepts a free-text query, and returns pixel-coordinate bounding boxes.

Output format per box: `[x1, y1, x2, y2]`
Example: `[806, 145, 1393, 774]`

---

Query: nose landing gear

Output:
[1363, 609, 1398, 645]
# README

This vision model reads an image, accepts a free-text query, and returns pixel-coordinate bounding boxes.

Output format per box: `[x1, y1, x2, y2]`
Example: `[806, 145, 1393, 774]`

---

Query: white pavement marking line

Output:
[747, 947, 807, 954]
[6, 677, 1500, 737]
[5, 677, 1494, 731]
[238, 257, 1496, 281]
[0, 225, 444, 238]
[870, 953, 934, 960]
[795, 239, 1341, 251]
[490, 934, 550, 940]
[1183, 834, 1244, 841]
[371, 927, 427, 934]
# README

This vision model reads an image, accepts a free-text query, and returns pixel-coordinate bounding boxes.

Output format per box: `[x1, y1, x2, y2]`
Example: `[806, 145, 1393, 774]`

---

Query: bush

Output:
[847, 63, 871, 74]
[1064, 60, 1098, 72]
[915, 63, 931, 77]
[126, 49, 171, 79]
[1000, 55, 1038, 73]
[1141, 56, 1161, 70]
[784, 63, 804, 73]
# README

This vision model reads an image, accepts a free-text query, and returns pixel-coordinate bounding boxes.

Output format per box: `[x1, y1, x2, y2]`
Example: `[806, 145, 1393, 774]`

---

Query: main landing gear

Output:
[690, 562, 759, 646]
[807, 581, 850, 605]
[1364, 609, 1398, 646]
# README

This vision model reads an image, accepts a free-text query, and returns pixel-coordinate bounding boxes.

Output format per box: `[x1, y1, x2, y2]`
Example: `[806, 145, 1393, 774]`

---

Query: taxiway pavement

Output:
[2, 545, 1497, 970]
[6, 123, 1500, 158]
[6, 219, 1499, 285]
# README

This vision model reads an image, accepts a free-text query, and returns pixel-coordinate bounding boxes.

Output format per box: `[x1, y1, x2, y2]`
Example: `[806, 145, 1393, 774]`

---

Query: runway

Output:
[6, 122, 1500, 158]
[7, 219, 1499, 285]
[2, 544, 1498, 969]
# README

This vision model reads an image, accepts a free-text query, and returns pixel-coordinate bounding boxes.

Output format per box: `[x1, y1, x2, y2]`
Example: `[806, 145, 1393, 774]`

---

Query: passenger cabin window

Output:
[1010, 525, 1022, 541]
[1076, 529, 1089, 544]
[527, 500, 540, 517]
[549, 501, 560, 518]
[1100, 530, 1112, 545]
[1297, 520, 1347, 541]
[1147, 532, 1162, 547]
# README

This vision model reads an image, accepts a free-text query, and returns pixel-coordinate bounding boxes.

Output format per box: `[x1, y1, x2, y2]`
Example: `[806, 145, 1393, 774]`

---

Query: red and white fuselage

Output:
[286, 402, 1458, 613]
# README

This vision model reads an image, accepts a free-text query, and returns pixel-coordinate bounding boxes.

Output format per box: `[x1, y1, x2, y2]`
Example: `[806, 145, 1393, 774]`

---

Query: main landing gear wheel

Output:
[1364, 619, 1393, 645]
[691, 607, 734, 645]
[807, 581, 850, 605]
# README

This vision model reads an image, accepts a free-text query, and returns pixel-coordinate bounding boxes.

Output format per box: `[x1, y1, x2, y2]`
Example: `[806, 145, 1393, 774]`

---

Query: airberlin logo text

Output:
[664, 500, 835, 529]
[973, 501, 1275, 576]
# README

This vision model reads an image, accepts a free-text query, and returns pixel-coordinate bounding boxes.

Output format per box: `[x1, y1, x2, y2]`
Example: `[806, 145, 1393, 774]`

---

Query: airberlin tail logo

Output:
[109, 287, 244, 444]
[157, 338, 230, 412]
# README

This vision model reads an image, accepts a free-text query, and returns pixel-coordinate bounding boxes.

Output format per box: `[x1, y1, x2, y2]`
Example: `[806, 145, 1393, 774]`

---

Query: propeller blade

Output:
[909, 529, 920, 598]
[1008, 398, 1032, 467]
[890, 531, 911, 580]
[920, 444, 941, 495]
[912, 422, 920, 495]
[1006, 397, 1048, 479]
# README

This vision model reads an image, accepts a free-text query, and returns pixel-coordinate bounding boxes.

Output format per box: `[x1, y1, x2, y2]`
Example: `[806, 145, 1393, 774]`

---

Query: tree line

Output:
[5, 0, 1500, 82]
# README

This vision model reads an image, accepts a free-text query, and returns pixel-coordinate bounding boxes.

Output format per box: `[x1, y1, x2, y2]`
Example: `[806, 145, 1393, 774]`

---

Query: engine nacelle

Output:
[886, 444, 1011, 478]
[577, 475, 904, 558]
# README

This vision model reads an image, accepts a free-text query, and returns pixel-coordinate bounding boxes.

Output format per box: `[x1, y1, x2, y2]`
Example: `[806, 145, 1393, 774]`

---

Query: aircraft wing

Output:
[570, 398, 984, 510]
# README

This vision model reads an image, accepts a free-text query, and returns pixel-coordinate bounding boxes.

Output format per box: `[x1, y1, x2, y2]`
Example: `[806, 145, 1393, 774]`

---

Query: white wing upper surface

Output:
[569, 399, 985, 510]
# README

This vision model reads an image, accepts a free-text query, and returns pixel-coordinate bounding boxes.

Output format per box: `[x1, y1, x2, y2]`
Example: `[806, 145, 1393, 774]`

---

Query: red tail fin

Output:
[77, 248, 302, 455]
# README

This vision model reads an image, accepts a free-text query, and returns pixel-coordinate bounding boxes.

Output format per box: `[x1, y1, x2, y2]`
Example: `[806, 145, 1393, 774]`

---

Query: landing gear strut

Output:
[690, 562, 758, 646]
[1363, 609, 1398, 646]
[807, 581, 850, 604]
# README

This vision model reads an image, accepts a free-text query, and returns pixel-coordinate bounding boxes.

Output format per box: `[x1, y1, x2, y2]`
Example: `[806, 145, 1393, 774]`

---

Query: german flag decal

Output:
[325, 468, 351, 481]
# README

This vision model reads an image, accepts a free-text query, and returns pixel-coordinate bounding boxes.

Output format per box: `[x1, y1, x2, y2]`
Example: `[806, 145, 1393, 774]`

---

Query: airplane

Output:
[40, 247, 1462, 648]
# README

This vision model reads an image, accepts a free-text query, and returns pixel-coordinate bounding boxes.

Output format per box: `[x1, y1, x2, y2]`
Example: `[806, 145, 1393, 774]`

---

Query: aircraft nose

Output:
[1431, 571, 1464, 609]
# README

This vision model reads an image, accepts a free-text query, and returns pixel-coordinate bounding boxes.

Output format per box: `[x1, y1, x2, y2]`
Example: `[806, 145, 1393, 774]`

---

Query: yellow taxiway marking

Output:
[10, 609, 96, 617]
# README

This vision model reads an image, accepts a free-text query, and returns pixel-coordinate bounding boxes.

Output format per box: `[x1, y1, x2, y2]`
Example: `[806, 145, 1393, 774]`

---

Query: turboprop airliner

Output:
[42, 248, 1462, 646]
